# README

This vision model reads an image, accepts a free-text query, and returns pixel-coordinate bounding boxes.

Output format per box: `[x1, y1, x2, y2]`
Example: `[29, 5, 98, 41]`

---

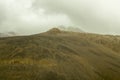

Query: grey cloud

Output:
[0, 0, 120, 35]
[0, 6, 6, 24]
[33, 0, 120, 34]
[0, 0, 72, 34]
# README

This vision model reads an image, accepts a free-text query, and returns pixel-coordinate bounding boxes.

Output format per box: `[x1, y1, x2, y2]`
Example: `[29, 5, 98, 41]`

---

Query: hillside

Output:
[0, 28, 120, 80]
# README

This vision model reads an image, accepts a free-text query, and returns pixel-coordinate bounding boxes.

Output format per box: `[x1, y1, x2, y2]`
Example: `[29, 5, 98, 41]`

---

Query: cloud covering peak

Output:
[0, 0, 120, 35]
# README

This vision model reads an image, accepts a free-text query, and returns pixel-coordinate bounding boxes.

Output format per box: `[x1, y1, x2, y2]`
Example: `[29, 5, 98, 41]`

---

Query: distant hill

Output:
[0, 28, 120, 80]
[0, 32, 18, 37]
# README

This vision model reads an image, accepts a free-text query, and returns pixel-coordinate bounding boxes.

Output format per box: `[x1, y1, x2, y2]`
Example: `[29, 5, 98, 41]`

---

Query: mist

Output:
[0, 0, 120, 35]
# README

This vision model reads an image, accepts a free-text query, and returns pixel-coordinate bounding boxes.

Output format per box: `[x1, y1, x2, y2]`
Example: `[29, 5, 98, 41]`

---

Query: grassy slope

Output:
[0, 29, 120, 80]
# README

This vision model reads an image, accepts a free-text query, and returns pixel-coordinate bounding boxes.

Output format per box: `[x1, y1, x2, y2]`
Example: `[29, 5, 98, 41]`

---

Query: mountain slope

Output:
[0, 28, 120, 80]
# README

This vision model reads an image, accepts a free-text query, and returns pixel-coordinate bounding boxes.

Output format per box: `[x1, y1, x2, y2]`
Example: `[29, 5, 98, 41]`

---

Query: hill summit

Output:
[47, 28, 62, 34]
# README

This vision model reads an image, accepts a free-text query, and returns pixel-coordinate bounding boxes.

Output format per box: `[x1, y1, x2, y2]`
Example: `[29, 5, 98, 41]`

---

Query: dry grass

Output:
[0, 28, 120, 80]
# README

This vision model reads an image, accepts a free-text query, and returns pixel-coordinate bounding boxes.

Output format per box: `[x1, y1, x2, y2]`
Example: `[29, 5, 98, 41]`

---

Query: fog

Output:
[0, 0, 120, 35]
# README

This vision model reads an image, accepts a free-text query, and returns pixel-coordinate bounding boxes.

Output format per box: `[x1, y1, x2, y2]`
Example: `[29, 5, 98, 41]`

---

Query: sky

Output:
[0, 0, 120, 35]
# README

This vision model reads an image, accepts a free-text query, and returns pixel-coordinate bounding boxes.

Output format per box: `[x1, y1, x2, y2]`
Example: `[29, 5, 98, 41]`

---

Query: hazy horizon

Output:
[0, 0, 120, 35]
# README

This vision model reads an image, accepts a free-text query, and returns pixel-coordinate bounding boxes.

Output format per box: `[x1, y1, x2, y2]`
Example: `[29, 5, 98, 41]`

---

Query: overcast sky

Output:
[0, 0, 120, 35]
